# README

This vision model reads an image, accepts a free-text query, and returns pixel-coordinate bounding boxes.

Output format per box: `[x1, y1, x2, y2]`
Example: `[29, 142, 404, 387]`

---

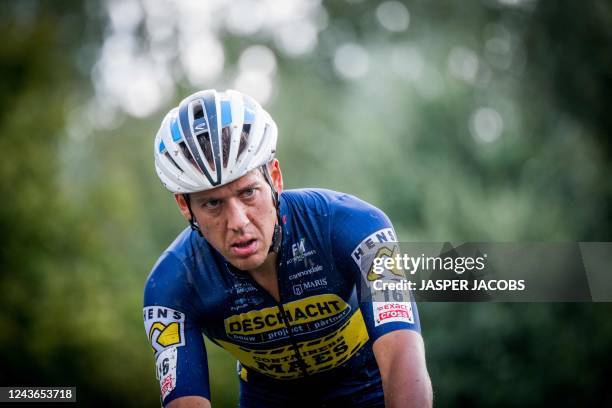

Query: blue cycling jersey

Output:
[143, 189, 421, 407]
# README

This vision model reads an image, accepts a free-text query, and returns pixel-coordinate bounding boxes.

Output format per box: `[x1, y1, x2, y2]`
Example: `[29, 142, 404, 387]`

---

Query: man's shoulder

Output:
[282, 188, 384, 218]
[281, 187, 343, 204]
[282, 188, 372, 213]
[151, 227, 194, 271]
[143, 227, 197, 303]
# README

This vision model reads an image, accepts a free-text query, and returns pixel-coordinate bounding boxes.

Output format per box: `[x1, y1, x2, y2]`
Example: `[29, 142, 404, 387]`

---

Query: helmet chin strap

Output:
[183, 194, 203, 237]
[260, 164, 282, 254]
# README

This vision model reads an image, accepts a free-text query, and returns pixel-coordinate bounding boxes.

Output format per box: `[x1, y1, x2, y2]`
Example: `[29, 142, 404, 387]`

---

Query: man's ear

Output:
[269, 159, 283, 194]
[174, 194, 192, 221]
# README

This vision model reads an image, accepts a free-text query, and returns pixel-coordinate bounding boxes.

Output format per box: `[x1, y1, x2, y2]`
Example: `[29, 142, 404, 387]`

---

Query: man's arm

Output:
[144, 253, 211, 406]
[327, 191, 432, 406]
[167, 396, 211, 408]
[373, 329, 433, 408]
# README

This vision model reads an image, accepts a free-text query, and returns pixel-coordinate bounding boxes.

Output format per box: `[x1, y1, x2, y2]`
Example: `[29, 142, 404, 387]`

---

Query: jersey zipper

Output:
[237, 241, 310, 377]
[274, 263, 310, 378]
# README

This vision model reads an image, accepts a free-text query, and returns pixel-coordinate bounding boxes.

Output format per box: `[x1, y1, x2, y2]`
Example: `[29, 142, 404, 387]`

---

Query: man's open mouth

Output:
[232, 239, 256, 248]
[230, 239, 258, 257]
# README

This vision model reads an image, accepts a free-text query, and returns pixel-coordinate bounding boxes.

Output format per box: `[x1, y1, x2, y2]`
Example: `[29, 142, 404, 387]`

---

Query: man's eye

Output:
[203, 199, 220, 209]
[242, 188, 255, 198]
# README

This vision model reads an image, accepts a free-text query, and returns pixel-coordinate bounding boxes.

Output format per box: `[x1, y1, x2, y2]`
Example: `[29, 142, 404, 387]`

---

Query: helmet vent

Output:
[164, 152, 182, 172]
[179, 142, 198, 170]
[196, 131, 215, 172]
[193, 101, 204, 120]
[238, 124, 251, 159]
[221, 126, 231, 168]
[253, 124, 271, 157]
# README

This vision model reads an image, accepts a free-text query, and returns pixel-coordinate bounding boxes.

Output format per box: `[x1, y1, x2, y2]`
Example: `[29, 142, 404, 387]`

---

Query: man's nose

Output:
[226, 199, 250, 232]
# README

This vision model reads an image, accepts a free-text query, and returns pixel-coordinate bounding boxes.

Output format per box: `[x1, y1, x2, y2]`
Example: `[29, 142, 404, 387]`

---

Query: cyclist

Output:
[144, 89, 432, 407]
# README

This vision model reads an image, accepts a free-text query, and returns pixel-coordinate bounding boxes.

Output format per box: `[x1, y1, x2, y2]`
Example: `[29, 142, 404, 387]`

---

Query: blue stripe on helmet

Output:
[170, 117, 182, 142]
[202, 92, 222, 186]
[159, 140, 166, 153]
[221, 100, 232, 127]
[243, 97, 256, 123]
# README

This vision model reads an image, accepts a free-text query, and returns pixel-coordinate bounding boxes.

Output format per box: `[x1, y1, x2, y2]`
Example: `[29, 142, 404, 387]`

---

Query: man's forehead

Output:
[190, 170, 263, 200]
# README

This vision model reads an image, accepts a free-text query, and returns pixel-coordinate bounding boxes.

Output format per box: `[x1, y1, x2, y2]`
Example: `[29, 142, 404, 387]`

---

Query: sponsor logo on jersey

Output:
[373, 301, 414, 326]
[350, 228, 403, 282]
[156, 347, 177, 400]
[233, 281, 258, 295]
[224, 294, 351, 343]
[292, 238, 306, 258]
[287, 238, 317, 265]
[144, 306, 186, 354]
[351, 228, 415, 324]
[288, 264, 323, 280]
[230, 295, 264, 312]
[293, 277, 328, 295]
[217, 309, 370, 380]
[351, 228, 396, 264]
[366, 246, 405, 281]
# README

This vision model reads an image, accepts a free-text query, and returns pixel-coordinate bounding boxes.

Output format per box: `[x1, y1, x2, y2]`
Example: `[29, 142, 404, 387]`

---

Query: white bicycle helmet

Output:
[154, 89, 278, 193]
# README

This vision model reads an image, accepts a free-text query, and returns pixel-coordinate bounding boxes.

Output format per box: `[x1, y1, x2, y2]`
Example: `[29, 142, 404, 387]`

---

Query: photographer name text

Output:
[373, 279, 526, 291]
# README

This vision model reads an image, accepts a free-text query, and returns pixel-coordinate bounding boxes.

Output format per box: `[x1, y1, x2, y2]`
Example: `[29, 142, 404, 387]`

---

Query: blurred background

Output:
[1, 0, 611, 406]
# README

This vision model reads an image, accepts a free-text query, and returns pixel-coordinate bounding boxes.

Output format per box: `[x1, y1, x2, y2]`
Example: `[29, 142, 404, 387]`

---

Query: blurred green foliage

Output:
[1, 1, 611, 407]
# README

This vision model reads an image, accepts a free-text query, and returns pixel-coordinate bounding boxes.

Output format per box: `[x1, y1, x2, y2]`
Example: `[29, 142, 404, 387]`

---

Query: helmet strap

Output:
[183, 194, 203, 237]
[260, 164, 282, 254]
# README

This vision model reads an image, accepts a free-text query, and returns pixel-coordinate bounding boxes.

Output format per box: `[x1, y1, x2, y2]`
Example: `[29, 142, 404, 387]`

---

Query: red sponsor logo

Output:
[160, 374, 174, 396]
[376, 303, 412, 322]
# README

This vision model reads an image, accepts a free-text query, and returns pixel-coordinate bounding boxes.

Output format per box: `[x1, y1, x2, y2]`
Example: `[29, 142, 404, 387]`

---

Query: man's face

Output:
[176, 161, 282, 272]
